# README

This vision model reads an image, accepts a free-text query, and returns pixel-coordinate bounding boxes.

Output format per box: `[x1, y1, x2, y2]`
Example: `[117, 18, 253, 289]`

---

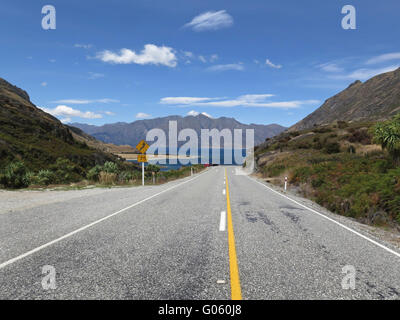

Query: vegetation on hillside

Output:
[255, 117, 400, 227]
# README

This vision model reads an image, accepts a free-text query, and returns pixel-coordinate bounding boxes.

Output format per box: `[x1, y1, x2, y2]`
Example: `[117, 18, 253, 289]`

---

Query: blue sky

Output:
[1, 0, 399, 127]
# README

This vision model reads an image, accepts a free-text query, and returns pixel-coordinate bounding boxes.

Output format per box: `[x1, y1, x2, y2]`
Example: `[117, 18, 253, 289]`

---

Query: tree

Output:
[373, 114, 400, 164]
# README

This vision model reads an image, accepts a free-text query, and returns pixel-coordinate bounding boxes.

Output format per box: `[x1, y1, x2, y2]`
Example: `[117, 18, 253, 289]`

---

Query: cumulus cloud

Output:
[265, 59, 282, 69]
[136, 112, 152, 119]
[184, 10, 233, 31]
[96, 44, 177, 67]
[207, 63, 244, 72]
[41, 105, 103, 120]
[161, 94, 319, 109]
[366, 52, 400, 65]
[51, 98, 119, 104]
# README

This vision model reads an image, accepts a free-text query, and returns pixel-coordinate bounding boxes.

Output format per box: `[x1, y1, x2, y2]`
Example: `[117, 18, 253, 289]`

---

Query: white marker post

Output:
[284, 176, 288, 191]
[142, 162, 145, 186]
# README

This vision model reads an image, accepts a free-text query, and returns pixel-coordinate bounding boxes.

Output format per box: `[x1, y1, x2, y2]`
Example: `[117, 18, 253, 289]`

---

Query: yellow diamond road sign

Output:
[136, 140, 149, 154]
[137, 154, 148, 163]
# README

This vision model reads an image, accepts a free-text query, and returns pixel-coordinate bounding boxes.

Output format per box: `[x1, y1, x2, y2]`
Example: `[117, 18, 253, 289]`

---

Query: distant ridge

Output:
[71, 115, 287, 147]
[290, 68, 400, 131]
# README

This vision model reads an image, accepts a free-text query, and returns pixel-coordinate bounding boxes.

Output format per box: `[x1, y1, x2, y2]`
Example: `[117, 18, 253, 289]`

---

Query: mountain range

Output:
[71, 116, 287, 147]
[290, 67, 400, 131]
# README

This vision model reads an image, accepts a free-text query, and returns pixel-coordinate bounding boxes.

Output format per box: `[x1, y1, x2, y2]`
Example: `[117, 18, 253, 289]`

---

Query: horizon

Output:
[1, 1, 400, 128]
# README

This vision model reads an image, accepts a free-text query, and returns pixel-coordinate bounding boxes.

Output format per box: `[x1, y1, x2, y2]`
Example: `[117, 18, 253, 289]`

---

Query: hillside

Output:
[71, 115, 286, 147]
[255, 119, 400, 228]
[290, 68, 400, 131]
[0, 77, 120, 173]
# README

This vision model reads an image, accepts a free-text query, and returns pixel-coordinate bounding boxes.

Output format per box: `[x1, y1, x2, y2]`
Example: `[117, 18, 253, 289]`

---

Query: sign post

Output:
[136, 140, 150, 186]
[284, 176, 288, 191]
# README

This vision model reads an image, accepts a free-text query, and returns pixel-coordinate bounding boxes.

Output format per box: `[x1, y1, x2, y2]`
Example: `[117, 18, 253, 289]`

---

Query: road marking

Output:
[0, 169, 210, 270]
[219, 211, 226, 231]
[223, 189, 226, 195]
[247, 176, 400, 259]
[217, 280, 226, 284]
[225, 169, 242, 300]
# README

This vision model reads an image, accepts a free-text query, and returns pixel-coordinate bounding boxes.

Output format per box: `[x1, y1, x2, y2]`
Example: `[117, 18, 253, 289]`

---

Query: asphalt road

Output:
[0, 166, 399, 300]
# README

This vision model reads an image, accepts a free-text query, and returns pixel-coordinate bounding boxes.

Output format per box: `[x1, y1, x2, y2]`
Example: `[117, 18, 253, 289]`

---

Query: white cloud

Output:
[210, 54, 219, 62]
[74, 44, 93, 49]
[331, 65, 399, 80]
[265, 59, 282, 69]
[88, 72, 105, 79]
[104, 111, 115, 116]
[41, 105, 103, 119]
[161, 97, 220, 105]
[96, 44, 177, 67]
[318, 63, 343, 72]
[41, 82, 47, 87]
[161, 95, 319, 109]
[207, 63, 244, 72]
[199, 55, 207, 63]
[366, 52, 400, 65]
[51, 98, 119, 104]
[60, 117, 72, 123]
[136, 112, 152, 119]
[184, 10, 233, 31]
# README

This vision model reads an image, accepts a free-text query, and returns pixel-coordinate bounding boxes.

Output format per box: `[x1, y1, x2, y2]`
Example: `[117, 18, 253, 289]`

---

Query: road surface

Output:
[0, 166, 399, 299]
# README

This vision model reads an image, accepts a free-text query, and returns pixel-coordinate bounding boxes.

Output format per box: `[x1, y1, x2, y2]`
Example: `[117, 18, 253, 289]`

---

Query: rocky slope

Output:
[290, 67, 400, 131]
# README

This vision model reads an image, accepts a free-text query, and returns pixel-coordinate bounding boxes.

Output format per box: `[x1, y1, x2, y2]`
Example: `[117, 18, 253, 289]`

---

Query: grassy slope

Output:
[255, 121, 400, 227]
[0, 79, 119, 173]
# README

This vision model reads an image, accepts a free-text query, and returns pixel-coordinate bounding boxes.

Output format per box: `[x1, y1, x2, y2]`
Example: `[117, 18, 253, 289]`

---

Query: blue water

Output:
[129, 149, 247, 171]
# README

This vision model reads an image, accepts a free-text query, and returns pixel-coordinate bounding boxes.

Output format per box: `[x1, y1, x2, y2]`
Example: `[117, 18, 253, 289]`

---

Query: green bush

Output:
[118, 171, 133, 182]
[324, 142, 341, 154]
[103, 161, 119, 174]
[36, 170, 56, 185]
[50, 158, 83, 183]
[0, 161, 32, 188]
[87, 165, 103, 181]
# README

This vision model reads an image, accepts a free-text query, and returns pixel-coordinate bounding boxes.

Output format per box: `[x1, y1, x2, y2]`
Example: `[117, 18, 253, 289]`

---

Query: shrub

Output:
[36, 170, 56, 185]
[146, 164, 160, 173]
[99, 172, 117, 185]
[87, 165, 103, 181]
[103, 161, 119, 174]
[50, 158, 83, 183]
[324, 142, 341, 154]
[1, 161, 32, 188]
[349, 129, 371, 145]
[118, 171, 133, 182]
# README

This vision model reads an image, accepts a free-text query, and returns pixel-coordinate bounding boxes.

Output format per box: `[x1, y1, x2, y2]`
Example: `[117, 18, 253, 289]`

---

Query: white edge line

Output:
[219, 211, 226, 231]
[246, 175, 400, 259]
[0, 169, 210, 270]
[223, 189, 226, 195]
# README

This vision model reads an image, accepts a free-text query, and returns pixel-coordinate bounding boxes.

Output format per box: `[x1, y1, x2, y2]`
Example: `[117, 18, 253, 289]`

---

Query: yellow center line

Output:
[225, 168, 242, 300]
